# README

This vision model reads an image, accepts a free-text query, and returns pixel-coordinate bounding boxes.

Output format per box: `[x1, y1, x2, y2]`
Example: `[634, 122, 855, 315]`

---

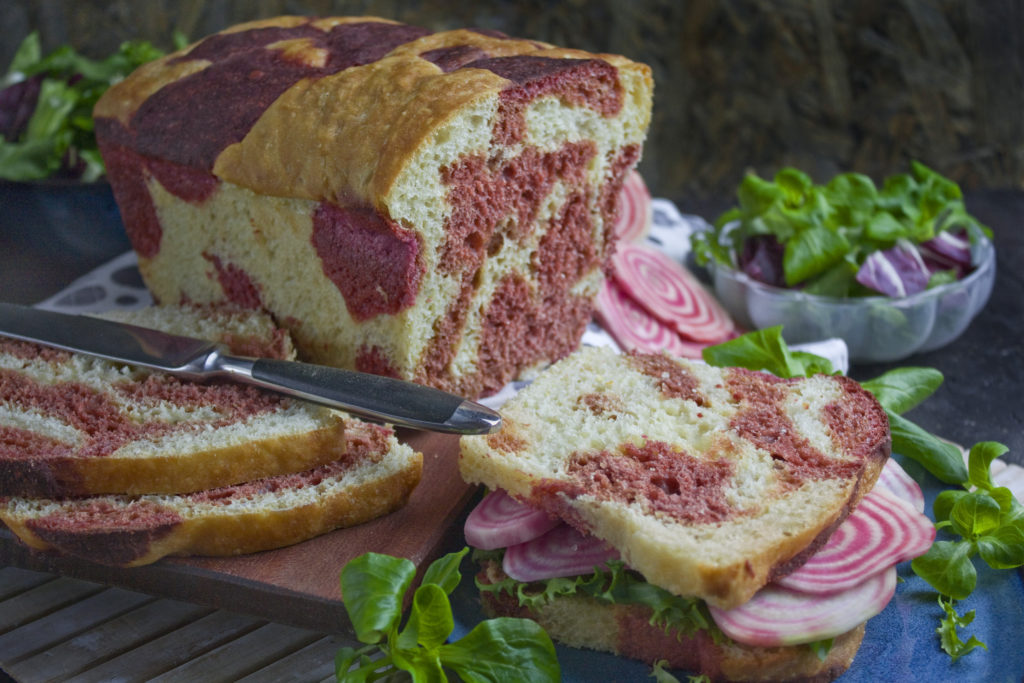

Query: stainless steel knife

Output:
[0, 302, 501, 435]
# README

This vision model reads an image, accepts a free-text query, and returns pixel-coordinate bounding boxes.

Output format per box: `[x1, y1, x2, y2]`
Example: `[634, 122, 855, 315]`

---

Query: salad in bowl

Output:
[692, 162, 995, 362]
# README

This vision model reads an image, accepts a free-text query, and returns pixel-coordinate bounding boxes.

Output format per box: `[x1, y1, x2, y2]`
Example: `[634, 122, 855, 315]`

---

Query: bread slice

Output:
[459, 346, 890, 609]
[0, 419, 421, 566]
[1, 305, 347, 497]
[476, 559, 864, 683]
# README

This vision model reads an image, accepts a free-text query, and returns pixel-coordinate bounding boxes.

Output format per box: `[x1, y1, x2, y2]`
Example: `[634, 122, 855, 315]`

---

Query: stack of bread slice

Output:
[0, 305, 422, 566]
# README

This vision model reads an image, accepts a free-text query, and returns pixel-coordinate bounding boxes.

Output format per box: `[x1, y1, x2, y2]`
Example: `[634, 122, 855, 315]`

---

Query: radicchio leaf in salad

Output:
[691, 163, 992, 298]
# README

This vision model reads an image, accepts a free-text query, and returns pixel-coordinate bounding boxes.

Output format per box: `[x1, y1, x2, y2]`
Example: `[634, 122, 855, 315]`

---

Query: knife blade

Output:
[0, 302, 501, 435]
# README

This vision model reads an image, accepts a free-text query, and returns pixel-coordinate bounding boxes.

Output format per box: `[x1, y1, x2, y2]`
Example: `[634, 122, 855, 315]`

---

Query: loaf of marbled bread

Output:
[93, 16, 653, 399]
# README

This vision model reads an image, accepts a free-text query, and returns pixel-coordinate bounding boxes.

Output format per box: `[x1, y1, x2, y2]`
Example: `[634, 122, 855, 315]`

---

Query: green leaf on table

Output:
[936, 596, 987, 662]
[340, 552, 415, 644]
[886, 411, 968, 485]
[948, 491, 1002, 539]
[701, 326, 834, 379]
[338, 548, 561, 682]
[967, 441, 1010, 491]
[933, 489, 967, 526]
[399, 583, 455, 651]
[421, 546, 469, 595]
[439, 617, 560, 682]
[861, 367, 944, 414]
[977, 523, 1024, 570]
[911, 540, 977, 600]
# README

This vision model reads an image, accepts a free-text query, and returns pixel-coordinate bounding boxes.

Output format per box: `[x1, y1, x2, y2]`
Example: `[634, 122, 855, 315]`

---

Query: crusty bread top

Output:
[93, 15, 653, 208]
[459, 346, 890, 609]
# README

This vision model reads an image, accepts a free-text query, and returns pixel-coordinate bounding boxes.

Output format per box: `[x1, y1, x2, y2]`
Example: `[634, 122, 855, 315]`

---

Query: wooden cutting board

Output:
[0, 429, 479, 636]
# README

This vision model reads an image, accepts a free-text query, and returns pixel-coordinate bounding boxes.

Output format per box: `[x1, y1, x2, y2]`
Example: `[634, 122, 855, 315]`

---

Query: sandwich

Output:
[458, 345, 934, 681]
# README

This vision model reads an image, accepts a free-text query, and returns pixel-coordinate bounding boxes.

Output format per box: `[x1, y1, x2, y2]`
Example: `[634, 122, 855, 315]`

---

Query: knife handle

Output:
[213, 354, 501, 435]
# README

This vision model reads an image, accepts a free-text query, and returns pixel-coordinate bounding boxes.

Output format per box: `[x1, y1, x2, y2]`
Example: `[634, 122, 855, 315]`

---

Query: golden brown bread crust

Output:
[477, 560, 864, 682]
[6, 419, 350, 498]
[94, 16, 652, 209]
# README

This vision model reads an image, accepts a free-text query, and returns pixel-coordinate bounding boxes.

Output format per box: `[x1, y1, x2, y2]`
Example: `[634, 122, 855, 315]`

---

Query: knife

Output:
[0, 302, 501, 435]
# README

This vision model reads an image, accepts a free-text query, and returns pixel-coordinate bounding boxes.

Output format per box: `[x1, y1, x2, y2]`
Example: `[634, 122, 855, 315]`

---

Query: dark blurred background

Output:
[2, 0, 1022, 211]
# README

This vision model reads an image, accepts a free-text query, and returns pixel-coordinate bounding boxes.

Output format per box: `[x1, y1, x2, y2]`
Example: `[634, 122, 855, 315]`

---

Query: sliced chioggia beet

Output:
[613, 169, 652, 243]
[855, 240, 931, 297]
[709, 566, 897, 647]
[595, 279, 706, 359]
[774, 487, 934, 594]
[610, 242, 736, 343]
[874, 457, 925, 512]
[464, 489, 560, 550]
[503, 523, 620, 582]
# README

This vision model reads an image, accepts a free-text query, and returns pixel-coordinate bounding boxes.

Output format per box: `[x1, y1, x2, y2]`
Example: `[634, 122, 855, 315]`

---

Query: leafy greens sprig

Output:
[702, 326, 1020, 661]
[337, 548, 559, 682]
[909, 441, 1024, 660]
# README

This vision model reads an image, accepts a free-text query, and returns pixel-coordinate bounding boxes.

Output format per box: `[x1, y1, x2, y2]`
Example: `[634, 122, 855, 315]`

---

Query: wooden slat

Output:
[0, 566, 54, 601]
[0, 585, 154, 662]
[235, 635, 351, 683]
[6, 598, 213, 682]
[0, 576, 104, 632]
[149, 621, 324, 682]
[66, 609, 266, 682]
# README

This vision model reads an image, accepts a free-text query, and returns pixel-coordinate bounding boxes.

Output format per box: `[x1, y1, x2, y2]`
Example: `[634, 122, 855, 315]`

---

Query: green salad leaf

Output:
[337, 548, 559, 682]
[476, 553, 721, 643]
[1, 31, 177, 181]
[700, 325, 836, 377]
[936, 596, 987, 662]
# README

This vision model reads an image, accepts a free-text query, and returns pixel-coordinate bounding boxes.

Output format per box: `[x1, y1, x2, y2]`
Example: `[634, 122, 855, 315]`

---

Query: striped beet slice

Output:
[709, 567, 897, 647]
[874, 458, 925, 513]
[773, 487, 934, 594]
[613, 170, 652, 243]
[595, 279, 706, 359]
[610, 242, 736, 343]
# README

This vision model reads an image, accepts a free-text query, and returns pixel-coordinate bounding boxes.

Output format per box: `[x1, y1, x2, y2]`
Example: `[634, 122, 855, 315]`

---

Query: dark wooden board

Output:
[0, 429, 478, 636]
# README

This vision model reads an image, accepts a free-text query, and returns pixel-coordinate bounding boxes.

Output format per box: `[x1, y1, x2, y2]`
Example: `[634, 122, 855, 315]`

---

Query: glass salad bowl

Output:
[707, 235, 996, 363]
